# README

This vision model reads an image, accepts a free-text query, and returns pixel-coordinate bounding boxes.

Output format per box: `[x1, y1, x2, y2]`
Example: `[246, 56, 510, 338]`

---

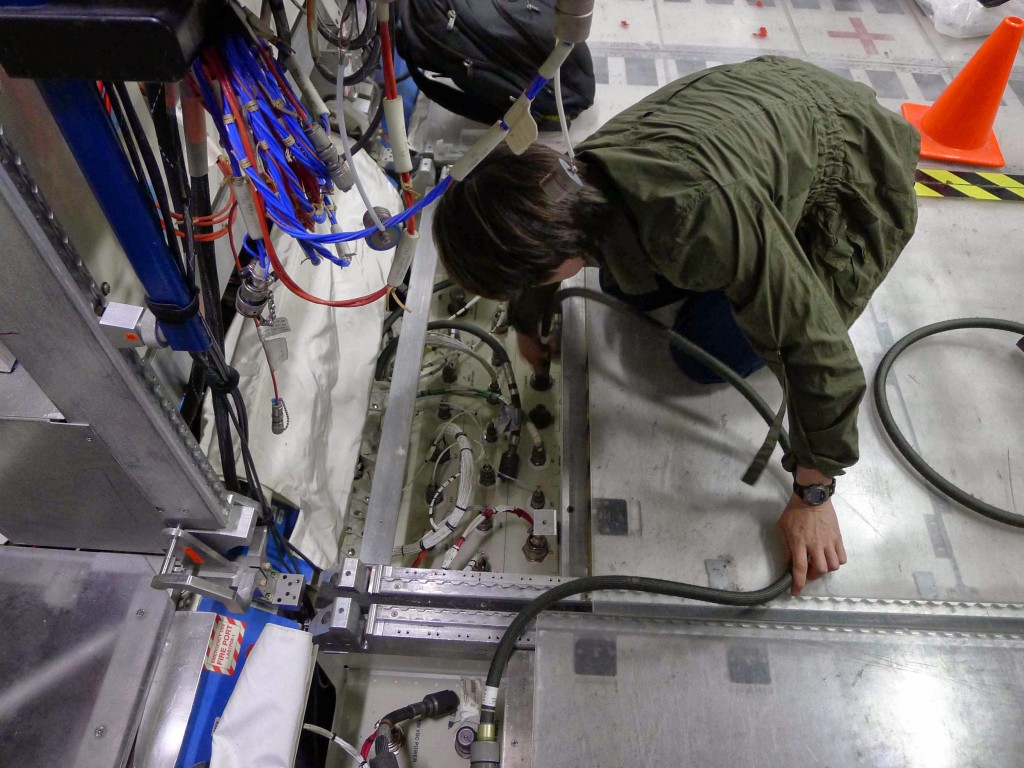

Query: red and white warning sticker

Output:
[204, 614, 246, 675]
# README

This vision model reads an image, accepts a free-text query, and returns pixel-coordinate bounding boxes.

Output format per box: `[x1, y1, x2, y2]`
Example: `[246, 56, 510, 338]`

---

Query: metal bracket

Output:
[311, 596, 364, 652]
[316, 557, 370, 608]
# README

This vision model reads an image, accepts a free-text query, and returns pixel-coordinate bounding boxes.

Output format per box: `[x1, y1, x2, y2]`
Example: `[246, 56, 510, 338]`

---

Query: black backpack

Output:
[395, 0, 595, 126]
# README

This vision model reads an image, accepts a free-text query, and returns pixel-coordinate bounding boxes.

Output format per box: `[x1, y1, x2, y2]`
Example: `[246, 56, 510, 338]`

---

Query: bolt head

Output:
[94, 726, 105, 738]
[136, 609, 146, 618]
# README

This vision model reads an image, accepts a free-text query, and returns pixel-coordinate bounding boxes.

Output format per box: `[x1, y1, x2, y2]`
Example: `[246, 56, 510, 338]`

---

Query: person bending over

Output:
[432, 56, 920, 595]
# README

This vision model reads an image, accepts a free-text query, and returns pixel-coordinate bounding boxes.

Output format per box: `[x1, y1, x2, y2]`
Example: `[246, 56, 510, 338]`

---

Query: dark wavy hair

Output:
[432, 144, 607, 299]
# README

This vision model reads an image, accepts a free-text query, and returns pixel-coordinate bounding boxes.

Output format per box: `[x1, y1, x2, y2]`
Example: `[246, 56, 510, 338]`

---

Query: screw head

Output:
[94, 726, 105, 738]
[100, 281, 111, 296]
[136, 609, 146, 618]
[347, 548, 356, 557]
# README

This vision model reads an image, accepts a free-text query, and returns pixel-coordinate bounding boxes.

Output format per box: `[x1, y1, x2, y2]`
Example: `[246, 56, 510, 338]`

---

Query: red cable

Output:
[411, 550, 428, 568]
[256, 43, 311, 123]
[214, 50, 386, 308]
[512, 508, 535, 527]
[380, 18, 417, 237]
[378, 20, 399, 101]
[360, 733, 375, 760]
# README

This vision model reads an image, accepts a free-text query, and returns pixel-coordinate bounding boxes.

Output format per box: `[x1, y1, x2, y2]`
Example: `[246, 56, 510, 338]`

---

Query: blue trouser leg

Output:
[669, 290, 764, 384]
[599, 271, 764, 384]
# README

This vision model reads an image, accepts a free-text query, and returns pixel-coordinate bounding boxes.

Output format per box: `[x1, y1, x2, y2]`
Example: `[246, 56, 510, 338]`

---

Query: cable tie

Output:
[223, 114, 236, 125]
[282, 134, 296, 148]
[445, 521, 457, 532]
[244, 99, 259, 113]
[145, 291, 200, 326]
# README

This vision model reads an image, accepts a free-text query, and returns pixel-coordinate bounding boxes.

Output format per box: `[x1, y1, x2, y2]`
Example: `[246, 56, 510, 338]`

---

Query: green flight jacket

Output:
[577, 56, 920, 478]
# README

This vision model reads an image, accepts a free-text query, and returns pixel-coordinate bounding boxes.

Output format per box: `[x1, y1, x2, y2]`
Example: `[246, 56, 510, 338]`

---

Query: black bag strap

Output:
[405, 65, 505, 125]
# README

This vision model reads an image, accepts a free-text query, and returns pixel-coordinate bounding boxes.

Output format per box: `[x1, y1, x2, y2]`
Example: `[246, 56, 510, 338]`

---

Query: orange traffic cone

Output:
[901, 16, 1024, 167]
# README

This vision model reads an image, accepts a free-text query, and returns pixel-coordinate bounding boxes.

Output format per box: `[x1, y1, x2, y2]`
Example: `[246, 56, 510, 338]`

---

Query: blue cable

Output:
[204, 34, 456, 265]
[526, 74, 549, 101]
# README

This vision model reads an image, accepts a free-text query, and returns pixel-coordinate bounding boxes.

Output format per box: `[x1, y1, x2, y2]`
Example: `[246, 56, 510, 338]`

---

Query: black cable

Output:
[109, 82, 189, 285]
[873, 317, 1024, 528]
[103, 84, 148, 190]
[349, 88, 386, 154]
[554, 287, 791, 454]
[482, 572, 793, 701]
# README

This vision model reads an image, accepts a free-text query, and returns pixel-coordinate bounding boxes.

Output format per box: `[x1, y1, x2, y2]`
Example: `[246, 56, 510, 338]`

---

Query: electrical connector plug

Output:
[498, 448, 520, 480]
[271, 397, 288, 434]
[470, 739, 501, 768]
[368, 753, 400, 768]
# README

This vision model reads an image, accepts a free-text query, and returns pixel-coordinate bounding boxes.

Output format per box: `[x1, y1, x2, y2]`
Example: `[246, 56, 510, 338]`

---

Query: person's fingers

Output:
[825, 546, 841, 572]
[790, 545, 808, 596]
[810, 547, 829, 580]
[836, 537, 848, 565]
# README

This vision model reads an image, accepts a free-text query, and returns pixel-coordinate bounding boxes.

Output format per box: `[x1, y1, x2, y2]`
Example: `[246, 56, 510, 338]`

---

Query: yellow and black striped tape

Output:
[914, 169, 1024, 201]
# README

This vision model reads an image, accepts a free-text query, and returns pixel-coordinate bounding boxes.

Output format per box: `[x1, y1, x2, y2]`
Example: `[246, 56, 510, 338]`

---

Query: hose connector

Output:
[304, 121, 354, 192]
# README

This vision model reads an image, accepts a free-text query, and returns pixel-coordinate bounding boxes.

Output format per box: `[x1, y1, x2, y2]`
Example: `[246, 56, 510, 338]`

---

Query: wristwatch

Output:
[792, 477, 836, 506]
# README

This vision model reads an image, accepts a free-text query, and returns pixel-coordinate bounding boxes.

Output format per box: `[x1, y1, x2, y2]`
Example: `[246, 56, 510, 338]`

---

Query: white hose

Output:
[302, 724, 368, 768]
[335, 52, 385, 231]
[394, 423, 475, 555]
[554, 67, 575, 166]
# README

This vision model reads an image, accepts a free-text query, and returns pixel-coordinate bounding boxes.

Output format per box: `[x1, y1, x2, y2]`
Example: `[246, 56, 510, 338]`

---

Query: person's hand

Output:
[777, 495, 847, 596]
[515, 330, 549, 375]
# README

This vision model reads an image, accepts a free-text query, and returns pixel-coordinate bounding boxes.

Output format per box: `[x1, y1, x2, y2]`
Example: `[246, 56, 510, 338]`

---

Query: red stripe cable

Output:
[379, 18, 417, 236]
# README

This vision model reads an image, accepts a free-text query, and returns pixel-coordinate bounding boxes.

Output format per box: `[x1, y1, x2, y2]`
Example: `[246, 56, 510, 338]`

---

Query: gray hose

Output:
[873, 317, 1024, 528]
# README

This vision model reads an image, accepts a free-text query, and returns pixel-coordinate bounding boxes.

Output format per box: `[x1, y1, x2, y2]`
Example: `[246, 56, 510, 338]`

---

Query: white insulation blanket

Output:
[203, 151, 400, 567]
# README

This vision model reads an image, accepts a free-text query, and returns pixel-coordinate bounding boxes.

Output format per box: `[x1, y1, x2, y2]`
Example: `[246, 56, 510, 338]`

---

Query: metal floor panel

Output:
[584, 199, 1024, 603]
[531, 610, 1024, 767]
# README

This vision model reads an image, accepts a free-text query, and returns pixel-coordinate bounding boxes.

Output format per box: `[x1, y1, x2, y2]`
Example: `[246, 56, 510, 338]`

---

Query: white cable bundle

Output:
[394, 423, 475, 556]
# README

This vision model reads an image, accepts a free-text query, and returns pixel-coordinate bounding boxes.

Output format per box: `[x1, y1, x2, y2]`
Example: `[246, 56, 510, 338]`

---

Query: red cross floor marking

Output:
[826, 17, 894, 55]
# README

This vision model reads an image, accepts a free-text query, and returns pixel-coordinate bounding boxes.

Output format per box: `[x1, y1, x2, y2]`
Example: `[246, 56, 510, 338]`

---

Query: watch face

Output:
[804, 486, 829, 505]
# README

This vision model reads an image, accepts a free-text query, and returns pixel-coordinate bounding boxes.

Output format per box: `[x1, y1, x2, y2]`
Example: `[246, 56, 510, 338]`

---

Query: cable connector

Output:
[364, 208, 400, 251]
[236, 262, 274, 318]
[271, 397, 289, 434]
[303, 121, 354, 192]
[469, 739, 500, 768]
[554, 0, 595, 43]
[368, 754, 400, 768]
